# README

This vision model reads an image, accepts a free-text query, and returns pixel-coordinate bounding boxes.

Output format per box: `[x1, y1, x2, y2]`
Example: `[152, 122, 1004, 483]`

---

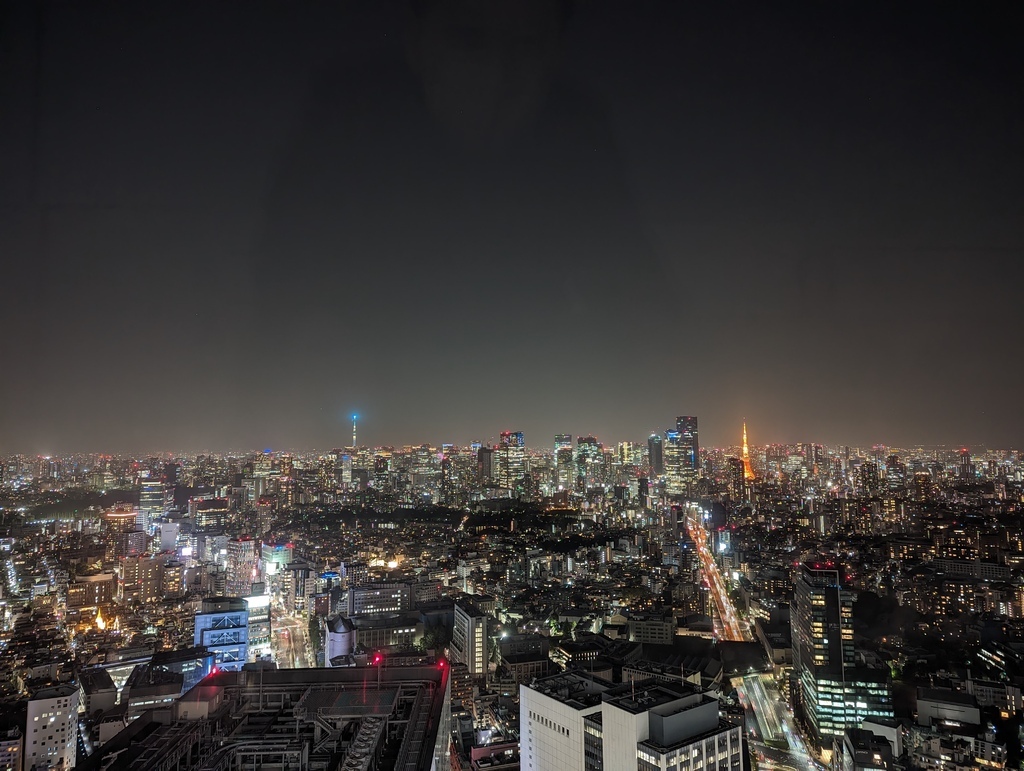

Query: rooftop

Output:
[525, 672, 611, 710]
[603, 679, 704, 715]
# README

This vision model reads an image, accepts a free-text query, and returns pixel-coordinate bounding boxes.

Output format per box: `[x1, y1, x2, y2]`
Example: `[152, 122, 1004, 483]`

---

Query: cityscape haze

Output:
[1, 2, 1023, 771]
[1, 2, 1023, 452]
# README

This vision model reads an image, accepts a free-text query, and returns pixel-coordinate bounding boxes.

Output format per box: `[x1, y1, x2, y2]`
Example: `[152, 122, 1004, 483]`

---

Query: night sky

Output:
[1, 1, 1022, 453]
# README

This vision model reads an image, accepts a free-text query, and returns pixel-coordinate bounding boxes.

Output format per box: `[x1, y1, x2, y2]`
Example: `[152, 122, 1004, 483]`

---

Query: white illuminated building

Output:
[26, 684, 79, 770]
[521, 673, 741, 771]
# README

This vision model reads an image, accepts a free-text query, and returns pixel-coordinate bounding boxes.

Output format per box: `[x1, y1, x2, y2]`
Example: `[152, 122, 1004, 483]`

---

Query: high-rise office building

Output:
[440, 455, 453, 505]
[647, 433, 664, 476]
[495, 432, 526, 489]
[637, 476, 650, 509]
[555, 434, 572, 453]
[885, 454, 907, 491]
[193, 597, 249, 672]
[727, 457, 747, 501]
[675, 416, 699, 472]
[477, 446, 494, 485]
[521, 673, 742, 771]
[138, 477, 164, 533]
[556, 446, 574, 490]
[792, 563, 894, 754]
[336, 453, 354, 488]
[225, 538, 257, 597]
[106, 507, 147, 561]
[663, 429, 696, 496]
[452, 598, 488, 679]
[372, 454, 389, 489]
[575, 436, 603, 492]
[958, 448, 973, 480]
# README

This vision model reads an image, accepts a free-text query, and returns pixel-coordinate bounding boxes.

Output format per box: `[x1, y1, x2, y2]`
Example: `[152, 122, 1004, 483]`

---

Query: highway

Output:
[685, 514, 751, 642]
[736, 674, 817, 771]
[685, 514, 820, 769]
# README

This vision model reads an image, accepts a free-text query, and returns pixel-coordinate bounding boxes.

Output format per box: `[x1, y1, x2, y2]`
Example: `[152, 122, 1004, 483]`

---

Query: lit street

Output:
[686, 513, 751, 642]
[272, 611, 314, 669]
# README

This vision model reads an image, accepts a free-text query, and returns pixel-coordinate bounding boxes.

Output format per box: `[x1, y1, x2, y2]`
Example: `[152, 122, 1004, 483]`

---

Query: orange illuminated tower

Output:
[741, 421, 755, 481]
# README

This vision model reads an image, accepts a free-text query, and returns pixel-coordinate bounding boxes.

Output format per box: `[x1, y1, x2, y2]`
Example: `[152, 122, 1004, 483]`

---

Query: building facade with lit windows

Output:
[138, 477, 164, 533]
[25, 684, 79, 771]
[243, 594, 272, 660]
[494, 431, 526, 489]
[345, 582, 412, 615]
[452, 598, 488, 679]
[792, 564, 894, 754]
[0, 726, 21, 771]
[190, 496, 229, 531]
[224, 537, 257, 597]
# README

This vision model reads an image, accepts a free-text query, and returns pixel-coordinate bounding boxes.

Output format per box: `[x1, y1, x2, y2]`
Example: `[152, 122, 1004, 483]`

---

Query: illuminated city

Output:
[1, 2, 1022, 770]
[0, 425, 1022, 769]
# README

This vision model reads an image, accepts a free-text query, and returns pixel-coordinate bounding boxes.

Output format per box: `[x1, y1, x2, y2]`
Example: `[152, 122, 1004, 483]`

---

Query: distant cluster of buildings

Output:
[0, 418, 1022, 769]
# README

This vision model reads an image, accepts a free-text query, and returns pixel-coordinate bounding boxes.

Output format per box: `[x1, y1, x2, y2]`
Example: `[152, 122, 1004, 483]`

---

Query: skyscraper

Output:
[372, 454, 390, 489]
[106, 507, 147, 560]
[440, 455, 453, 505]
[477, 446, 494, 485]
[958, 448, 973, 480]
[662, 417, 699, 496]
[663, 429, 685, 495]
[675, 415, 699, 472]
[225, 537, 257, 597]
[138, 476, 164, 534]
[555, 445, 574, 490]
[792, 563, 894, 754]
[495, 431, 526, 489]
[647, 433, 663, 476]
[574, 436, 603, 492]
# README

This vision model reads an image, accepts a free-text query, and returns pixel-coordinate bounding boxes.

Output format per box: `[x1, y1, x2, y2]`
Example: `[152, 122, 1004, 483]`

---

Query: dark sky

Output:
[1, 1, 1022, 454]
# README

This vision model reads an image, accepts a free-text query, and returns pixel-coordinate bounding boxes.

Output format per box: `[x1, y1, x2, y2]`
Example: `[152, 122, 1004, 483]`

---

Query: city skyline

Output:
[2, 3, 1023, 769]
[4, 426, 1015, 460]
